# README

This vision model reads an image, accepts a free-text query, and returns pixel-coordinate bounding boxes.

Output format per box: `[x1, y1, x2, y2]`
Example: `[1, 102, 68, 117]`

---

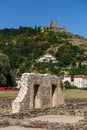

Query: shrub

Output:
[63, 81, 78, 89]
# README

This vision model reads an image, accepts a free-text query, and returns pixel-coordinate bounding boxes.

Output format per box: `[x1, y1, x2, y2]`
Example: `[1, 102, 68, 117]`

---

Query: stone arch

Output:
[33, 84, 41, 108]
[12, 73, 64, 113]
[51, 84, 58, 107]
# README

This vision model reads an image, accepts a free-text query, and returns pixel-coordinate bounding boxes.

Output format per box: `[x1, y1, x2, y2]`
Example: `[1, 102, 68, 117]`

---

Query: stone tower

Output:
[50, 20, 57, 30]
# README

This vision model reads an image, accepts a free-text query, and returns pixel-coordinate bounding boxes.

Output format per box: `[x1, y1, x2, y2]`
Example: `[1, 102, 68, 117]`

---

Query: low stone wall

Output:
[0, 98, 14, 114]
[1, 99, 87, 129]
[1, 98, 87, 116]
[3, 100, 87, 119]
[0, 116, 87, 129]
[0, 119, 9, 128]
[20, 119, 87, 130]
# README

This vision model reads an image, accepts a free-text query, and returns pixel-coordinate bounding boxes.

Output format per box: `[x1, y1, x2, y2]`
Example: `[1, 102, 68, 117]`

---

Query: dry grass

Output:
[63, 89, 87, 100]
[0, 91, 18, 98]
[0, 89, 87, 100]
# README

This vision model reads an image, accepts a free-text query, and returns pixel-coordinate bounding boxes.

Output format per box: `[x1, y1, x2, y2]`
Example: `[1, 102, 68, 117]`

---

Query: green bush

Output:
[63, 81, 78, 89]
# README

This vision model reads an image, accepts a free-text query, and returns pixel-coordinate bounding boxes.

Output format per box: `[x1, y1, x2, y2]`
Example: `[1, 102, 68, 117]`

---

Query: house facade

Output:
[16, 78, 21, 88]
[74, 75, 84, 88]
[63, 75, 87, 88]
[37, 53, 57, 63]
[83, 76, 87, 88]
[81, 61, 87, 65]
[63, 75, 71, 83]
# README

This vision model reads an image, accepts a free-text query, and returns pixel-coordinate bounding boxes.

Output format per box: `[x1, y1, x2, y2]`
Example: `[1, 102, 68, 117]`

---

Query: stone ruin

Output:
[40, 20, 66, 33]
[12, 73, 64, 113]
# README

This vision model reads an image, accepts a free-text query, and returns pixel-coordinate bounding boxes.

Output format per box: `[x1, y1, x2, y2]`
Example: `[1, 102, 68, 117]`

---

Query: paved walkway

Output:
[30, 115, 84, 123]
[0, 115, 84, 130]
[0, 126, 47, 130]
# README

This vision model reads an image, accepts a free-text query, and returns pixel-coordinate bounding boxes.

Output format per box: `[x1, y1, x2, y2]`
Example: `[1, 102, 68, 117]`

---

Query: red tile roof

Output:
[64, 75, 70, 78]
[74, 75, 84, 78]
[84, 76, 87, 79]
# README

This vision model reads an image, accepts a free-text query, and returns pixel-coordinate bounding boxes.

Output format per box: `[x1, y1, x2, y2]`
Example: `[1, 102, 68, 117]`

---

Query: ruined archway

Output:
[12, 73, 64, 113]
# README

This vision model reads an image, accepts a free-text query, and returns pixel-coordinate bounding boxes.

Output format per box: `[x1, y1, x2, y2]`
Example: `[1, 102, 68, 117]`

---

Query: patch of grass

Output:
[0, 91, 18, 98]
[63, 89, 87, 100]
[0, 89, 87, 100]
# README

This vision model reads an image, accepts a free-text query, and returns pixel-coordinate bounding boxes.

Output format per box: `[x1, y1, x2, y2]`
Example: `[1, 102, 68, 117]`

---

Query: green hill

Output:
[0, 26, 87, 77]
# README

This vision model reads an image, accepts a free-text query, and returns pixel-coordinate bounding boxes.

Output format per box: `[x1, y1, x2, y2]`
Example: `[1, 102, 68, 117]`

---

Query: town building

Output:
[81, 61, 87, 65]
[16, 78, 21, 88]
[74, 75, 84, 88]
[63, 75, 71, 83]
[36, 53, 57, 63]
[63, 74, 87, 88]
[83, 76, 87, 88]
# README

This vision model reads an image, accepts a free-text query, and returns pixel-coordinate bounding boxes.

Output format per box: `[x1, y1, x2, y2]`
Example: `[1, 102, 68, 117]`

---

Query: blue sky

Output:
[0, 0, 87, 37]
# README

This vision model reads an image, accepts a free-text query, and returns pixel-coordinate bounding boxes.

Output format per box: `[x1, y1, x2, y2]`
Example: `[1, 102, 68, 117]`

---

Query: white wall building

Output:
[37, 53, 57, 63]
[74, 75, 84, 88]
[81, 61, 87, 65]
[83, 76, 87, 88]
[16, 78, 21, 88]
[63, 75, 71, 83]
[62, 75, 87, 88]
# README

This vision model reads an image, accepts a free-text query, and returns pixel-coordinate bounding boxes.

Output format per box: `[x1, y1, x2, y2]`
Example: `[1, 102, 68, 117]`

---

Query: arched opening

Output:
[52, 84, 58, 107]
[34, 84, 41, 108]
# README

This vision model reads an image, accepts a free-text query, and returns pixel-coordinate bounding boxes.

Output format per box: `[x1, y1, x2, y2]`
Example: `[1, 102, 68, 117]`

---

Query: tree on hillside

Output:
[55, 45, 83, 68]
[55, 45, 74, 67]
[0, 53, 16, 87]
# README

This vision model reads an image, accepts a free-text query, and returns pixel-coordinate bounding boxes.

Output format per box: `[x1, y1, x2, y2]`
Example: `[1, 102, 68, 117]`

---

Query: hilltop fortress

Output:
[40, 20, 66, 33]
